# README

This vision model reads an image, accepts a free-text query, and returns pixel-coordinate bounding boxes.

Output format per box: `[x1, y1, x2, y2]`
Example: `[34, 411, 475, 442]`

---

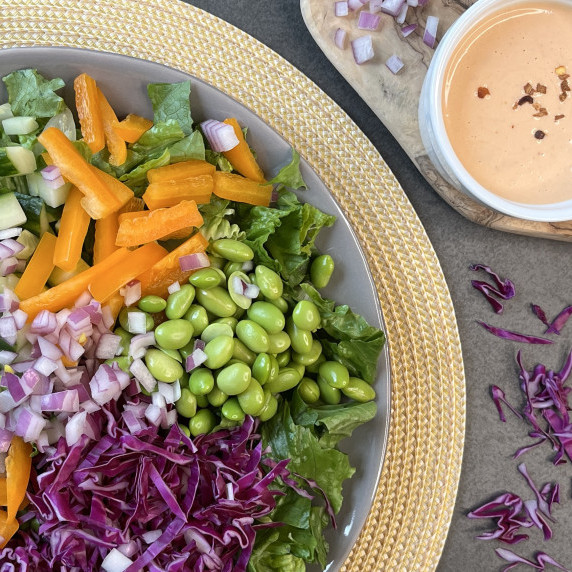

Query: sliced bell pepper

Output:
[93, 212, 119, 266]
[14, 232, 57, 300]
[53, 187, 91, 272]
[106, 292, 125, 321]
[147, 159, 215, 183]
[90, 165, 134, 208]
[142, 175, 213, 209]
[98, 87, 127, 167]
[115, 200, 203, 247]
[212, 171, 272, 206]
[88, 241, 167, 303]
[37, 128, 122, 219]
[20, 247, 131, 320]
[112, 114, 153, 143]
[138, 232, 209, 297]
[119, 196, 145, 214]
[222, 118, 266, 182]
[0, 511, 19, 550]
[74, 73, 105, 154]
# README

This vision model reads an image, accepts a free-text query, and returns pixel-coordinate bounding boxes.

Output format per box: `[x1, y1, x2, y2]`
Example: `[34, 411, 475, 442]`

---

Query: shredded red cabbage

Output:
[495, 548, 570, 572]
[531, 304, 550, 327]
[545, 305, 572, 335]
[470, 263, 516, 314]
[476, 321, 553, 345]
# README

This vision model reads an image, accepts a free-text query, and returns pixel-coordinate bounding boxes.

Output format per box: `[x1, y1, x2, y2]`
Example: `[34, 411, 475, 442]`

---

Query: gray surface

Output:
[184, 1, 572, 571]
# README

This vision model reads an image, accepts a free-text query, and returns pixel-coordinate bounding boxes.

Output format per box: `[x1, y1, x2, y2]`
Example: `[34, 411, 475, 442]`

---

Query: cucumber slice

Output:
[14, 193, 49, 236]
[25, 172, 42, 197]
[15, 229, 39, 260]
[2, 116, 39, 135]
[0, 103, 13, 123]
[0, 146, 36, 176]
[36, 178, 72, 208]
[0, 274, 19, 293]
[0, 192, 27, 230]
[48, 258, 90, 287]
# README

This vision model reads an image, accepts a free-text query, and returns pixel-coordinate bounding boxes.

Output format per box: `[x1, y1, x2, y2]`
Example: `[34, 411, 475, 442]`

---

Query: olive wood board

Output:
[300, 0, 572, 241]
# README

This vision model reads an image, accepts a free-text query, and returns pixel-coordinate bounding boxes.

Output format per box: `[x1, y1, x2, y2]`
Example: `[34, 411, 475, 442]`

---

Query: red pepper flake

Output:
[533, 108, 548, 118]
[477, 86, 491, 99]
[561, 79, 570, 92]
[534, 130, 546, 140]
[559, 92, 568, 102]
[536, 83, 547, 94]
[524, 82, 535, 95]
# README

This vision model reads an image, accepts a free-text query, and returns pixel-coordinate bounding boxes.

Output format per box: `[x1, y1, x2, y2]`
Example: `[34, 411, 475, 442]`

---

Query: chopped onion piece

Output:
[167, 281, 180, 295]
[423, 15, 439, 48]
[396, 1, 408, 24]
[157, 380, 181, 405]
[95, 333, 122, 359]
[334, 0, 349, 16]
[334, 28, 348, 49]
[351, 35, 374, 65]
[44, 175, 66, 190]
[369, 0, 383, 12]
[185, 348, 208, 372]
[0, 227, 22, 240]
[127, 311, 147, 335]
[119, 280, 141, 306]
[179, 252, 210, 272]
[33, 356, 58, 377]
[129, 332, 155, 359]
[130, 358, 157, 393]
[200, 119, 240, 152]
[0, 257, 17, 276]
[101, 548, 133, 572]
[357, 11, 381, 30]
[0, 350, 17, 365]
[348, 0, 364, 10]
[40, 164, 62, 181]
[379, 0, 405, 16]
[386, 54, 405, 74]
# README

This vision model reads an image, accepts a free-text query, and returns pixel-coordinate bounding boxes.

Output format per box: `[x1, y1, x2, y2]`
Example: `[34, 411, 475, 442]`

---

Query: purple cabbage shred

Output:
[469, 263, 516, 314]
[476, 321, 553, 345]
[495, 548, 570, 572]
[531, 304, 550, 327]
[545, 305, 572, 335]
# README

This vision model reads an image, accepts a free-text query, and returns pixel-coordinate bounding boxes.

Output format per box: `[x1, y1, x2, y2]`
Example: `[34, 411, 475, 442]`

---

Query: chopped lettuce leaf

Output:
[205, 149, 234, 172]
[199, 196, 244, 241]
[168, 130, 205, 162]
[268, 149, 307, 190]
[147, 81, 192, 135]
[119, 148, 171, 192]
[2, 69, 66, 118]
[72, 140, 93, 163]
[132, 120, 185, 155]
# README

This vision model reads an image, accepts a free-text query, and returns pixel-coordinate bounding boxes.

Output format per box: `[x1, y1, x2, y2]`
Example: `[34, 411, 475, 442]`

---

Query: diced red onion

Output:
[144, 403, 165, 427]
[348, 0, 363, 10]
[0, 428, 12, 452]
[95, 334, 122, 360]
[0, 291, 18, 313]
[33, 356, 58, 377]
[129, 332, 155, 360]
[37, 336, 63, 361]
[0, 257, 17, 276]
[351, 35, 374, 65]
[386, 54, 405, 74]
[369, 0, 383, 12]
[119, 280, 141, 306]
[423, 15, 439, 48]
[0, 350, 17, 365]
[358, 11, 381, 30]
[194, 339, 206, 352]
[101, 304, 114, 329]
[334, 1, 349, 16]
[185, 348, 207, 372]
[89, 364, 122, 406]
[0, 316, 17, 346]
[179, 252, 210, 272]
[0, 390, 17, 414]
[127, 311, 147, 335]
[40, 164, 62, 181]
[157, 380, 181, 405]
[122, 409, 147, 434]
[0, 228, 22, 240]
[59, 328, 85, 361]
[73, 290, 92, 308]
[130, 358, 157, 393]
[379, 0, 405, 16]
[43, 175, 66, 190]
[68, 307, 92, 334]
[30, 310, 58, 335]
[65, 410, 89, 447]
[396, 1, 408, 24]
[163, 408, 178, 429]
[15, 405, 47, 442]
[11, 308, 27, 330]
[200, 119, 240, 153]
[6, 372, 32, 404]
[167, 281, 180, 295]
[0, 238, 25, 257]
[141, 530, 162, 544]
[41, 390, 80, 413]
[10, 360, 35, 374]
[152, 391, 167, 409]
[334, 28, 348, 50]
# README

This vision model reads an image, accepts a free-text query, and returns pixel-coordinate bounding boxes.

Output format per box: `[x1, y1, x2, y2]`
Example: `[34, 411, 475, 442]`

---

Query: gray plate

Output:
[0, 47, 390, 571]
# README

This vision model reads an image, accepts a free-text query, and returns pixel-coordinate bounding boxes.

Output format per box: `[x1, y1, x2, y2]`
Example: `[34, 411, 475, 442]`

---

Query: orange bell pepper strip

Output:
[119, 197, 145, 214]
[222, 118, 266, 182]
[212, 171, 272, 206]
[74, 73, 105, 154]
[138, 233, 209, 298]
[98, 87, 127, 167]
[19, 247, 131, 320]
[112, 114, 153, 143]
[88, 242, 167, 303]
[38, 128, 122, 219]
[90, 166, 134, 209]
[142, 175, 213, 209]
[53, 187, 91, 272]
[14, 232, 57, 301]
[115, 200, 203, 247]
[0, 511, 19, 549]
[147, 159, 215, 183]
[106, 292, 125, 322]
[93, 213, 119, 266]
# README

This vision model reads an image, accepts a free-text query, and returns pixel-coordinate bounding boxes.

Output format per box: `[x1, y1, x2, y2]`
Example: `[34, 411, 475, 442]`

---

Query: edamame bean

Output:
[319, 361, 349, 389]
[236, 320, 270, 353]
[207, 385, 228, 407]
[289, 362, 305, 379]
[238, 378, 265, 415]
[179, 340, 195, 361]
[342, 377, 377, 402]
[228, 271, 255, 310]
[265, 367, 302, 394]
[204, 335, 235, 369]
[208, 255, 226, 269]
[176, 388, 197, 418]
[232, 339, 257, 366]
[114, 327, 132, 356]
[221, 398, 246, 422]
[180, 371, 189, 388]
[189, 409, 217, 436]
[104, 356, 132, 373]
[258, 391, 279, 421]
[298, 377, 321, 403]
[119, 308, 154, 333]
[166, 284, 196, 319]
[292, 339, 323, 366]
[138, 295, 167, 314]
[196, 287, 237, 318]
[306, 354, 326, 374]
[254, 265, 283, 300]
[247, 302, 285, 334]
[145, 349, 183, 383]
[214, 317, 238, 332]
[201, 323, 233, 343]
[276, 349, 291, 368]
[224, 261, 244, 278]
[189, 267, 223, 289]
[267, 296, 288, 313]
[268, 355, 280, 384]
[292, 300, 321, 331]
[184, 305, 209, 336]
[317, 377, 341, 405]
[158, 347, 183, 363]
[286, 318, 313, 355]
[252, 353, 271, 385]
[155, 319, 194, 350]
[211, 239, 254, 262]
[311, 254, 334, 289]
[189, 368, 215, 395]
[179, 423, 191, 437]
[216, 362, 251, 395]
[267, 331, 291, 355]
[196, 394, 209, 408]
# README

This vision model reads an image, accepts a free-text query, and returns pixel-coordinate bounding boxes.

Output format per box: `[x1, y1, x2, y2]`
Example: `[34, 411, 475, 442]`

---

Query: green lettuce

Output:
[132, 120, 185, 155]
[168, 130, 205, 162]
[147, 81, 192, 135]
[268, 149, 307, 190]
[199, 197, 244, 241]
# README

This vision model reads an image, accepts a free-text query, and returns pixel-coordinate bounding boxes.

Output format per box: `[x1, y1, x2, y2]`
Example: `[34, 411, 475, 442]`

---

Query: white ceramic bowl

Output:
[418, 0, 572, 222]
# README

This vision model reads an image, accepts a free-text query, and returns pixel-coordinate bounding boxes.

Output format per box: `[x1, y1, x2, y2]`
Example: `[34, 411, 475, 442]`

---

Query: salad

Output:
[0, 68, 385, 571]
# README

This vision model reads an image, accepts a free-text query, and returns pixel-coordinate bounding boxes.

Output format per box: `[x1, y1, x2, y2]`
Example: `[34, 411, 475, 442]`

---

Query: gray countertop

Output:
[187, 2, 572, 570]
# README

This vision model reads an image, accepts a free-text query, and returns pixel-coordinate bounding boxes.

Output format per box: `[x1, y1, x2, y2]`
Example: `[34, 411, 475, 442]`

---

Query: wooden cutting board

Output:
[300, 0, 572, 241]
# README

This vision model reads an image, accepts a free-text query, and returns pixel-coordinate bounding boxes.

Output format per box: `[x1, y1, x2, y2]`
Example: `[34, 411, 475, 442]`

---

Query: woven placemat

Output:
[0, 1, 466, 569]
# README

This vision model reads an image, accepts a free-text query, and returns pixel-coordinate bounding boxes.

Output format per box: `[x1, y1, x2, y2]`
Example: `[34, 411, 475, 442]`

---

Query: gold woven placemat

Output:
[0, 1, 466, 570]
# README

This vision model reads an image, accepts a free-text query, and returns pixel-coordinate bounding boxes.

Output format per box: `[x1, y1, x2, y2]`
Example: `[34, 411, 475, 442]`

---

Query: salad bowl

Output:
[0, 46, 390, 571]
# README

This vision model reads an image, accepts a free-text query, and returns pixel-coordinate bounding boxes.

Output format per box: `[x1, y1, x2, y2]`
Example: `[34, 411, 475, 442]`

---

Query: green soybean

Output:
[208, 255, 226, 269]
[196, 393, 209, 408]
[252, 353, 271, 385]
[216, 362, 251, 395]
[319, 361, 350, 389]
[286, 318, 313, 355]
[342, 377, 377, 402]
[265, 367, 301, 394]
[207, 385, 228, 407]
[114, 327, 132, 356]
[189, 368, 215, 395]
[232, 339, 257, 366]
[178, 423, 191, 437]
[258, 392, 279, 421]
[221, 398, 246, 422]
[275, 349, 291, 368]
[254, 265, 283, 300]
[306, 354, 326, 374]
[176, 388, 198, 418]
[247, 301, 285, 334]
[189, 409, 217, 436]
[196, 287, 237, 318]
[311, 254, 335, 289]
[166, 284, 195, 320]
[236, 319, 270, 353]
[201, 323, 233, 343]
[292, 300, 321, 331]
[184, 304, 209, 336]
[104, 355, 132, 373]
[189, 267, 223, 289]
[224, 261, 244, 278]
[227, 271, 255, 310]
[211, 238, 254, 262]
[298, 377, 321, 403]
[268, 355, 280, 384]
[155, 319, 194, 350]
[179, 340, 196, 361]
[267, 331, 291, 355]
[119, 307, 154, 333]
[292, 339, 323, 366]
[158, 347, 183, 363]
[214, 317, 238, 332]
[138, 295, 167, 313]
[267, 296, 288, 313]
[289, 362, 305, 379]
[238, 378, 265, 415]
[204, 335, 235, 369]
[145, 349, 183, 383]
[317, 376, 341, 405]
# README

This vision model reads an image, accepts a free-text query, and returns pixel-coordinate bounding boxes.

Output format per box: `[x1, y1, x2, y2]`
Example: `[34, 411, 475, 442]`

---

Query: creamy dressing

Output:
[443, 1, 572, 204]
